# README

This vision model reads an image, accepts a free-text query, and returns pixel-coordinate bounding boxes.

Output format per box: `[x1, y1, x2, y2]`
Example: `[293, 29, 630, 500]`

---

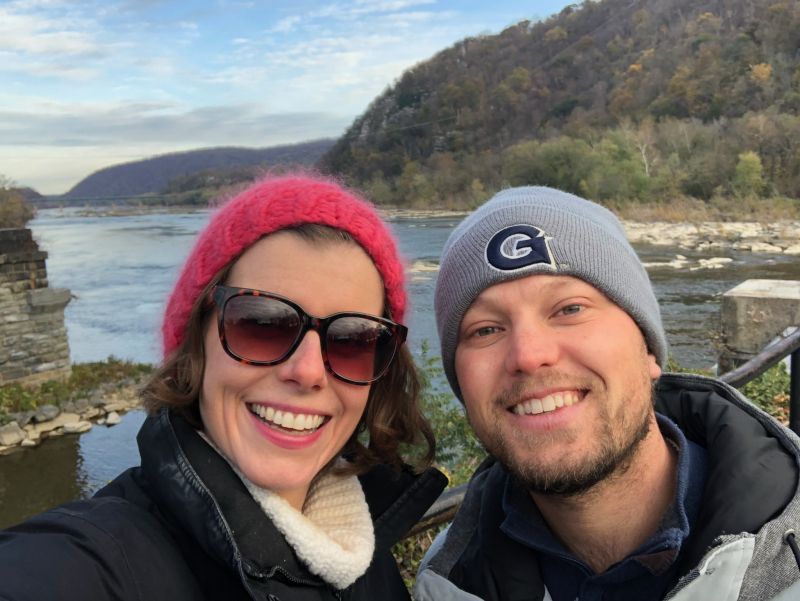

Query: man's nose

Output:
[504, 323, 561, 375]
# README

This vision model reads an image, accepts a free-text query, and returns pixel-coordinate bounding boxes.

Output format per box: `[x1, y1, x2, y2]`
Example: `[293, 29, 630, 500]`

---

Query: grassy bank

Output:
[0, 358, 153, 423]
[606, 195, 800, 223]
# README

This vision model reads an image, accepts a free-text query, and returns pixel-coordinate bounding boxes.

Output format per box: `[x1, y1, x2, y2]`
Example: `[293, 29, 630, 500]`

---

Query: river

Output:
[1, 208, 799, 527]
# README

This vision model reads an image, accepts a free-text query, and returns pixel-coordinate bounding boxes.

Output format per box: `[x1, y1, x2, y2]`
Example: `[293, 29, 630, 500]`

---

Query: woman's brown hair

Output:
[141, 224, 435, 474]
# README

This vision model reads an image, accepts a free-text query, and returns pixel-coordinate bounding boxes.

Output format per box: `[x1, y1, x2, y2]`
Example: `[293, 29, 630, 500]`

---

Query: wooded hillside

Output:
[321, 0, 800, 208]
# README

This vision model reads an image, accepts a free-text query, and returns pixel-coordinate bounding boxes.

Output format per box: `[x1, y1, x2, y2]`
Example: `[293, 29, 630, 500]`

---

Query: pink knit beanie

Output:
[162, 174, 407, 358]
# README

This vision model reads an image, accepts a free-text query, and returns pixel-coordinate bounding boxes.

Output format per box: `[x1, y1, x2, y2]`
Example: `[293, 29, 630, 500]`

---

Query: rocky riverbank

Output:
[623, 220, 800, 254]
[0, 381, 142, 455]
[405, 219, 800, 280]
[46, 205, 800, 253]
[389, 210, 800, 255]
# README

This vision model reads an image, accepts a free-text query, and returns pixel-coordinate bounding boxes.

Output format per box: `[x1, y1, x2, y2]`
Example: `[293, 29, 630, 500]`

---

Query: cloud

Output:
[270, 15, 302, 33]
[205, 3, 458, 114]
[0, 57, 99, 80]
[0, 99, 349, 192]
[116, 0, 171, 12]
[383, 10, 453, 26]
[347, 0, 436, 16]
[0, 6, 101, 56]
[0, 100, 347, 146]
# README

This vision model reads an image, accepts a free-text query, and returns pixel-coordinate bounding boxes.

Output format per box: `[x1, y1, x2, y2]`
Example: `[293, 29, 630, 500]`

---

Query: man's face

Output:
[455, 275, 662, 496]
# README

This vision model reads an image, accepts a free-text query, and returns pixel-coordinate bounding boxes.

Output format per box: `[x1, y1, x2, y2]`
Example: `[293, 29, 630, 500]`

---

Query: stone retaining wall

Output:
[0, 228, 71, 386]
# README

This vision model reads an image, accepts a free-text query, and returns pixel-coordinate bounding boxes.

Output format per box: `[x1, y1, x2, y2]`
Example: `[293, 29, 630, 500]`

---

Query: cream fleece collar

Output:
[240, 468, 375, 590]
[196, 433, 375, 589]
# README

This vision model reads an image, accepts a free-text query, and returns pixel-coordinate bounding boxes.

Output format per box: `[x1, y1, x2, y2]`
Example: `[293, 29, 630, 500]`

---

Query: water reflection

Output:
[0, 411, 145, 529]
[0, 433, 85, 528]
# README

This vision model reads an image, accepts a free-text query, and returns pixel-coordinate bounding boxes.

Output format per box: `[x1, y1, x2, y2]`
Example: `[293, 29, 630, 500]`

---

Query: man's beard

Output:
[471, 380, 654, 498]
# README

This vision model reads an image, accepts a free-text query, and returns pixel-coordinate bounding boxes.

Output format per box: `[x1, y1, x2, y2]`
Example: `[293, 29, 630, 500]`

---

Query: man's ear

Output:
[647, 353, 662, 381]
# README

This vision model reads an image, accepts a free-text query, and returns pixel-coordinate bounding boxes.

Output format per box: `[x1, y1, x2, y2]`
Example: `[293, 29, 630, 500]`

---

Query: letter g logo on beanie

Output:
[486, 224, 555, 271]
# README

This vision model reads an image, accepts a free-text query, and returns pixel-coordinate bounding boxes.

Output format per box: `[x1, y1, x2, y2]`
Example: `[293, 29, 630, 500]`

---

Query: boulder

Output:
[750, 242, 784, 253]
[10, 410, 35, 427]
[105, 411, 122, 426]
[80, 407, 101, 420]
[0, 422, 25, 446]
[63, 421, 92, 434]
[103, 400, 134, 413]
[33, 404, 60, 423]
[27, 412, 81, 436]
[89, 396, 107, 408]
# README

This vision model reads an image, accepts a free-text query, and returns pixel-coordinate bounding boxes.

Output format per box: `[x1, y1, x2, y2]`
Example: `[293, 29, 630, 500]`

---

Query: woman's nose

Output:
[275, 331, 328, 389]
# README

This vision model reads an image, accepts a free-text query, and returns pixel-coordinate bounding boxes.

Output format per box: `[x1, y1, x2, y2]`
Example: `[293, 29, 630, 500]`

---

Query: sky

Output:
[1, 0, 575, 194]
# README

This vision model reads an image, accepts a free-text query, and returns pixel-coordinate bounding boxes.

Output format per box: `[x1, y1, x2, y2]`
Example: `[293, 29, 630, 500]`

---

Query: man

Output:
[415, 187, 800, 601]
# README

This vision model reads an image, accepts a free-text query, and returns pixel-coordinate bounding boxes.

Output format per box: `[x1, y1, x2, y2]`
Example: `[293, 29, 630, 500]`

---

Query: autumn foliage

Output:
[322, 0, 800, 209]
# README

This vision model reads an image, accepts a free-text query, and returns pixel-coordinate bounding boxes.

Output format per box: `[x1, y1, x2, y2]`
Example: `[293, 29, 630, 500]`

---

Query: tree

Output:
[732, 151, 765, 197]
[750, 63, 773, 88]
[582, 133, 652, 200]
[0, 176, 35, 229]
[502, 137, 597, 195]
[544, 26, 568, 43]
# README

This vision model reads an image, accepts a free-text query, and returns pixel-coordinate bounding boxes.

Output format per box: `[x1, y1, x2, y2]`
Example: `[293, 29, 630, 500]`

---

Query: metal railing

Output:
[720, 328, 800, 434]
[411, 328, 800, 536]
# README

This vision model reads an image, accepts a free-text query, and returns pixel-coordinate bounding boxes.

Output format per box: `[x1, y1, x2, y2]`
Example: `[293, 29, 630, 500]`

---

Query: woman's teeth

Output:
[512, 391, 580, 416]
[248, 404, 325, 431]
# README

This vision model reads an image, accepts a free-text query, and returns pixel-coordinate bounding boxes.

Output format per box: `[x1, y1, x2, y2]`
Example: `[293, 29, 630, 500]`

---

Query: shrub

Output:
[0, 182, 35, 229]
[742, 361, 791, 422]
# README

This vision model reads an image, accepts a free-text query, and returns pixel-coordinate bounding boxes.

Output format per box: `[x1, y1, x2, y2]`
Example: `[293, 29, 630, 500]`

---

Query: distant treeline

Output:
[352, 113, 800, 210]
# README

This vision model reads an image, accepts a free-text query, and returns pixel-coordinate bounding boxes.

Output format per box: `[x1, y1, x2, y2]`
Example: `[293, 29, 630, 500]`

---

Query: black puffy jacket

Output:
[0, 410, 447, 601]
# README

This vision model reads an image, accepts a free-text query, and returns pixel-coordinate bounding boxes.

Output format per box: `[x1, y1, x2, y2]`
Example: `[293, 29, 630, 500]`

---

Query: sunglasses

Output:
[211, 285, 407, 385]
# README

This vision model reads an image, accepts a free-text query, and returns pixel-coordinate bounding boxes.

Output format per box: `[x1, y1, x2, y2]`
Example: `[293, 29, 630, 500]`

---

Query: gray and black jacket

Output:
[0, 410, 447, 601]
[415, 373, 800, 601]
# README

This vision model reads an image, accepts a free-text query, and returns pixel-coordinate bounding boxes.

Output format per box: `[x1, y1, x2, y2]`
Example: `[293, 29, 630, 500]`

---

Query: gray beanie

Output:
[435, 186, 668, 401]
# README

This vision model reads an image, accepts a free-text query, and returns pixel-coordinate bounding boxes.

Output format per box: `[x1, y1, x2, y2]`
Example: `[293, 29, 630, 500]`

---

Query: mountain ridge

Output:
[62, 139, 335, 200]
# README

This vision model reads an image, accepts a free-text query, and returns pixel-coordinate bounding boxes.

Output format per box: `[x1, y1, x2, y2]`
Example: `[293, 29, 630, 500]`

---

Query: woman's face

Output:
[199, 231, 384, 510]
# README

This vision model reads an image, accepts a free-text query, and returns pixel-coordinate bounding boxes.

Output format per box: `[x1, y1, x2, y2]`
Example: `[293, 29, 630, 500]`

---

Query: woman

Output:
[0, 175, 446, 600]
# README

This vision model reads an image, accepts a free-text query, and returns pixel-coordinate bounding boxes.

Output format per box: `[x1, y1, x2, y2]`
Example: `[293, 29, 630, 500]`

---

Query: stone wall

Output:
[0, 228, 71, 386]
[719, 279, 800, 373]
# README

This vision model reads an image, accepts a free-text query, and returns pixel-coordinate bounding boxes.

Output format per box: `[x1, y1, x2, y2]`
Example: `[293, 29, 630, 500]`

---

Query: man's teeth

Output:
[249, 404, 325, 431]
[512, 391, 580, 416]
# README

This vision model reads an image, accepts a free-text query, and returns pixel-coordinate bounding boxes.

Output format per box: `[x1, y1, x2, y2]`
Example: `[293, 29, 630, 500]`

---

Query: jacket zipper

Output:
[242, 560, 343, 598]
